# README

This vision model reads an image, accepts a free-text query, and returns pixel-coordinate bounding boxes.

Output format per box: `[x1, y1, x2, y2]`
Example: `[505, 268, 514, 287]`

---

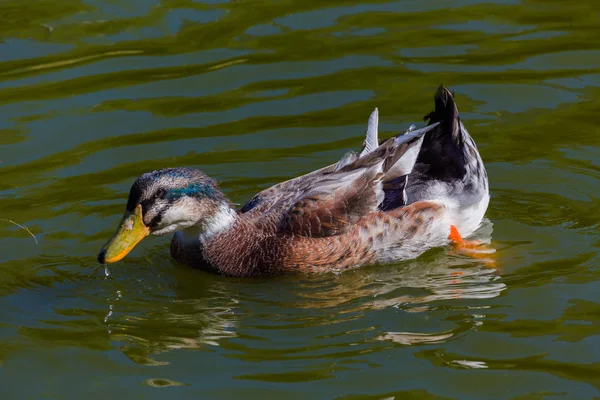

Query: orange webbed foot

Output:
[448, 225, 496, 268]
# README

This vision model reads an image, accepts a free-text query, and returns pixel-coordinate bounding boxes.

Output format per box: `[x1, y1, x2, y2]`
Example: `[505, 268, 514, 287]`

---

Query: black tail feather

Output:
[416, 85, 468, 181]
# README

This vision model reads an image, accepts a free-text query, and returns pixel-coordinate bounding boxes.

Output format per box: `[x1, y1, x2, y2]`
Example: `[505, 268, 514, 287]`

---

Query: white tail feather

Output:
[359, 108, 379, 158]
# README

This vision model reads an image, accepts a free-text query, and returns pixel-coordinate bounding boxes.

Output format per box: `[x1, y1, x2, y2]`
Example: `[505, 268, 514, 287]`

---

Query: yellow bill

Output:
[97, 204, 149, 264]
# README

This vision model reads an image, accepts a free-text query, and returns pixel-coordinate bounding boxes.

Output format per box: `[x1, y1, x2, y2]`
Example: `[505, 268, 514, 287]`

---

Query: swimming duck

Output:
[97, 85, 490, 276]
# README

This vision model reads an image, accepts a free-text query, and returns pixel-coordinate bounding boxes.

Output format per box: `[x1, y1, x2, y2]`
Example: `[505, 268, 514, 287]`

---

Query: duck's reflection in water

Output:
[105, 224, 503, 362]
[293, 252, 503, 314]
[107, 292, 239, 365]
[103, 254, 240, 365]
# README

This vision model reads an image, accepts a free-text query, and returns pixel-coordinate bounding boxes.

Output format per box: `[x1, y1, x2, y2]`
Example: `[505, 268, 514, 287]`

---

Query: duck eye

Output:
[156, 188, 167, 199]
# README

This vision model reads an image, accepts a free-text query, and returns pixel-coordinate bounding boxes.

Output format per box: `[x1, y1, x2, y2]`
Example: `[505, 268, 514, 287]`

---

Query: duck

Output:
[97, 85, 490, 276]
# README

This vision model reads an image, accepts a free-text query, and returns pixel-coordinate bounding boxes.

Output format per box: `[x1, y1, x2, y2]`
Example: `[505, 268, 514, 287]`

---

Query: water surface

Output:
[1, 0, 599, 398]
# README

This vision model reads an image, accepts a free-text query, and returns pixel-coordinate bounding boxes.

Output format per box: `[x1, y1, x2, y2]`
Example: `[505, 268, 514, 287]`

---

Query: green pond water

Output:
[1, 0, 599, 398]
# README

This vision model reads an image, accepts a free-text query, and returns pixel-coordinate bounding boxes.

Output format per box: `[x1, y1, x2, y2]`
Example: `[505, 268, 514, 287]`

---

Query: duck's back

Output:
[199, 121, 443, 275]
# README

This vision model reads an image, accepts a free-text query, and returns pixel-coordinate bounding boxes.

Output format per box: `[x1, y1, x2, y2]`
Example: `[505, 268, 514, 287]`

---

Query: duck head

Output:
[97, 167, 234, 264]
